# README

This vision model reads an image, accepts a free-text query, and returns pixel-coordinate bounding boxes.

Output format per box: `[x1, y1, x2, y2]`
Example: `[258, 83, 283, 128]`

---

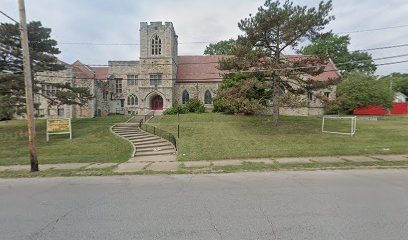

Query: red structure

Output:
[353, 103, 408, 115]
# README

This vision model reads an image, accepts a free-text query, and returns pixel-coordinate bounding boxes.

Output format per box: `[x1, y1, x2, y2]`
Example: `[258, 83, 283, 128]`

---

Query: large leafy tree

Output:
[204, 39, 237, 55]
[379, 72, 408, 96]
[337, 71, 394, 113]
[298, 32, 376, 74]
[213, 73, 272, 114]
[218, 0, 336, 126]
[0, 21, 93, 120]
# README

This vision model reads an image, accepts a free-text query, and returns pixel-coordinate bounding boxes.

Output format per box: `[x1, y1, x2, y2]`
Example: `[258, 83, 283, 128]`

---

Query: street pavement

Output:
[1, 169, 408, 239]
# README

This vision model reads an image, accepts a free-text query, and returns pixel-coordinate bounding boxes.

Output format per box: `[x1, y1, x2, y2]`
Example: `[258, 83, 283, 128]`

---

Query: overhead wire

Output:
[33, 57, 408, 81]
[335, 24, 408, 35]
[0, 10, 19, 24]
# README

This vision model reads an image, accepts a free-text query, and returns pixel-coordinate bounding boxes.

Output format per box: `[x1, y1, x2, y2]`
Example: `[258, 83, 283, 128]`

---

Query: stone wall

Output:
[174, 82, 219, 110]
[33, 66, 111, 119]
[72, 78, 96, 118]
[34, 67, 74, 119]
[265, 85, 336, 116]
[140, 22, 178, 59]
[107, 22, 179, 115]
[94, 80, 111, 116]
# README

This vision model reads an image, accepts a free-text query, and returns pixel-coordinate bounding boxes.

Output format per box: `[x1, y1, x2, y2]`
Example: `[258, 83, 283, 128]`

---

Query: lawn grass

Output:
[0, 115, 132, 166]
[150, 113, 408, 161]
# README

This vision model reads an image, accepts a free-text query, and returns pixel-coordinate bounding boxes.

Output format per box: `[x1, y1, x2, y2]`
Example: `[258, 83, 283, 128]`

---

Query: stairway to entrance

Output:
[112, 121, 176, 158]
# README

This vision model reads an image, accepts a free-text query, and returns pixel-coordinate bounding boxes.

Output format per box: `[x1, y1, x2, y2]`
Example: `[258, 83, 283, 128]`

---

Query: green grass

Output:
[0, 116, 132, 166]
[150, 113, 408, 161]
[2, 160, 408, 178]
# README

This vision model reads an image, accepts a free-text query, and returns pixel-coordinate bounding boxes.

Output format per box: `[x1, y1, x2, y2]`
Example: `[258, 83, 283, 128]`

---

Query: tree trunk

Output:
[272, 33, 281, 127]
[272, 74, 280, 127]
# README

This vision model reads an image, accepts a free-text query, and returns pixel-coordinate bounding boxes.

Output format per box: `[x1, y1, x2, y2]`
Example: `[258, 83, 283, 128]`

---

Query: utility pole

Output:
[18, 0, 39, 172]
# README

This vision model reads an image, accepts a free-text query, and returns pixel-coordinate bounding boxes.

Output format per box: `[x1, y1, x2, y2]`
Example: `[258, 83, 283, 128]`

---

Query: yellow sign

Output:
[46, 119, 72, 141]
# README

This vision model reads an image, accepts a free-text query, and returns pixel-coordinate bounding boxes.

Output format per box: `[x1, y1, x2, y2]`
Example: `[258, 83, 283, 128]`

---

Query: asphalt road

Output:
[1, 170, 408, 240]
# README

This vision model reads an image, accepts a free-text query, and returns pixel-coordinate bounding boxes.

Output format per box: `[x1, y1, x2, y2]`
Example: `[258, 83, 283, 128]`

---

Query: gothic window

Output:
[308, 92, 313, 101]
[115, 79, 123, 93]
[204, 90, 212, 104]
[57, 108, 65, 117]
[127, 94, 138, 106]
[103, 91, 108, 101]
[42, 84, 58, 96]
[127, 75, 138, 86]
[150, 74, 162, 86]
[182, 90, 190, 104]
[324, 92, 330, 98]
[151, 35, 162, 55]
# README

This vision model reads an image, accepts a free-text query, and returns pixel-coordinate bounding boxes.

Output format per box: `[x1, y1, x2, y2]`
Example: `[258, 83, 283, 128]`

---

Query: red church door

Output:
[151, 95, 163, 110]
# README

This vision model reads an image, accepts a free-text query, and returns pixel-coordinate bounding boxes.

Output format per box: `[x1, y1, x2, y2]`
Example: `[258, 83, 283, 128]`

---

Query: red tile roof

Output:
[176, 55, 229, 83]
[71, 60, 108, 81]
[285, 55, 340, 81]
[176, 55, 340, 83]
[91, 67, 109, 81]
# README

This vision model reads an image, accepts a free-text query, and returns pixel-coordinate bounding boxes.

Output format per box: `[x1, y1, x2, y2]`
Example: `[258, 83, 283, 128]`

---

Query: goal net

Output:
[322, 116, 357, 136]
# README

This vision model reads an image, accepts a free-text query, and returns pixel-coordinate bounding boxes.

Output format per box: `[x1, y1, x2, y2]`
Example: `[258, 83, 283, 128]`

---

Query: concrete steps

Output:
[135, 142, 173, 149]
[134, 149, 176, 157]
[132, 138, 168, 145]
[112, 121, 176, 158]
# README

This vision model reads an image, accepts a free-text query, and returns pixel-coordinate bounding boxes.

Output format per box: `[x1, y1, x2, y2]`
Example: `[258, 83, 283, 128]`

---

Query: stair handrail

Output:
[140, 123, 177, 150]
[138, 111, 155, 128]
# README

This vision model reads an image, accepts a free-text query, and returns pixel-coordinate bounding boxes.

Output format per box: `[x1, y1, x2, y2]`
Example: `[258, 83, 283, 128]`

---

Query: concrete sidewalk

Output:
[1, 154, 408, 173]
[113, 154, 408, 173]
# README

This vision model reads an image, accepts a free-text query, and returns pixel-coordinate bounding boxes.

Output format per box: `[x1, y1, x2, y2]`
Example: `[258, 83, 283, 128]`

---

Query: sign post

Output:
[177, 111, 180, 139]
[46, 118, 72, 142]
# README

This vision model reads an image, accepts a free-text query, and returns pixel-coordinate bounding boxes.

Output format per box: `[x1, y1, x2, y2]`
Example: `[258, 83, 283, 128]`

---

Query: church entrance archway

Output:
[151, 95, 163, 110]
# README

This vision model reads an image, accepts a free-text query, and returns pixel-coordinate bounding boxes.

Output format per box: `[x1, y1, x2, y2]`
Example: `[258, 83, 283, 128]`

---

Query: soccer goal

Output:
[322, 116, 357, 136]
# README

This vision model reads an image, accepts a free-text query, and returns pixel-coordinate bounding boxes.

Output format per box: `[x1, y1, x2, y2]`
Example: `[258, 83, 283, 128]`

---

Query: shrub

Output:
[212, 96, 225, 112]
[163, 99, 205, 115]
[186, 98, 205, 113]
[163, 102, 189, 115]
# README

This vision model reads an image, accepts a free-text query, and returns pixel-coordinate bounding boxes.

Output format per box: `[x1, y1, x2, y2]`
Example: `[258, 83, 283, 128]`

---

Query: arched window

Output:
[151, 35, 162, 55]
[127, 95, 138, 106]
[204, 90, 212, 104]
[182, 90, 189, 104]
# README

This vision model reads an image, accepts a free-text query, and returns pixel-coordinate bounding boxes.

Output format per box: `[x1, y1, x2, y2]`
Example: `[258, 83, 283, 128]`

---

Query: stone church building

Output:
[34, 21, 339, 119]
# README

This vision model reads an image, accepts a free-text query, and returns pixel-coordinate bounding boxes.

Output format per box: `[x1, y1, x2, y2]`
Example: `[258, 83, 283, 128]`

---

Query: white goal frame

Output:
[322, 116, 357, 136]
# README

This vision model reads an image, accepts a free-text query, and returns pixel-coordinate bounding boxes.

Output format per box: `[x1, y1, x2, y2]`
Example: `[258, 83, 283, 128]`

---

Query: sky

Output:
[1, 0, 408, 76]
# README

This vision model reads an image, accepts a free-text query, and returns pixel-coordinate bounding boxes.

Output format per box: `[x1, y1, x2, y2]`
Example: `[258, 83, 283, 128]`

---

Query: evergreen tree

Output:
[0, 21, 93, 119]
[218, 0, 336, 126]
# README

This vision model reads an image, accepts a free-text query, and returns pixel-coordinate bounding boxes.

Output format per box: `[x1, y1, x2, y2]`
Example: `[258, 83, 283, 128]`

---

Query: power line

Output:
[83, 52, 408, 67]
[27, 42, 408, 76]
[58, 26, 408, 46]
[357, 43, 408, 52]
[0, 10, 19, 24]
[335, 24, 408, 35]
[61, 42, 140, 46]
[41, 52, 408, 77]
[60, 41, 216, 45]
[5, 41, 408, 76]
[33, 57, 408, 80]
